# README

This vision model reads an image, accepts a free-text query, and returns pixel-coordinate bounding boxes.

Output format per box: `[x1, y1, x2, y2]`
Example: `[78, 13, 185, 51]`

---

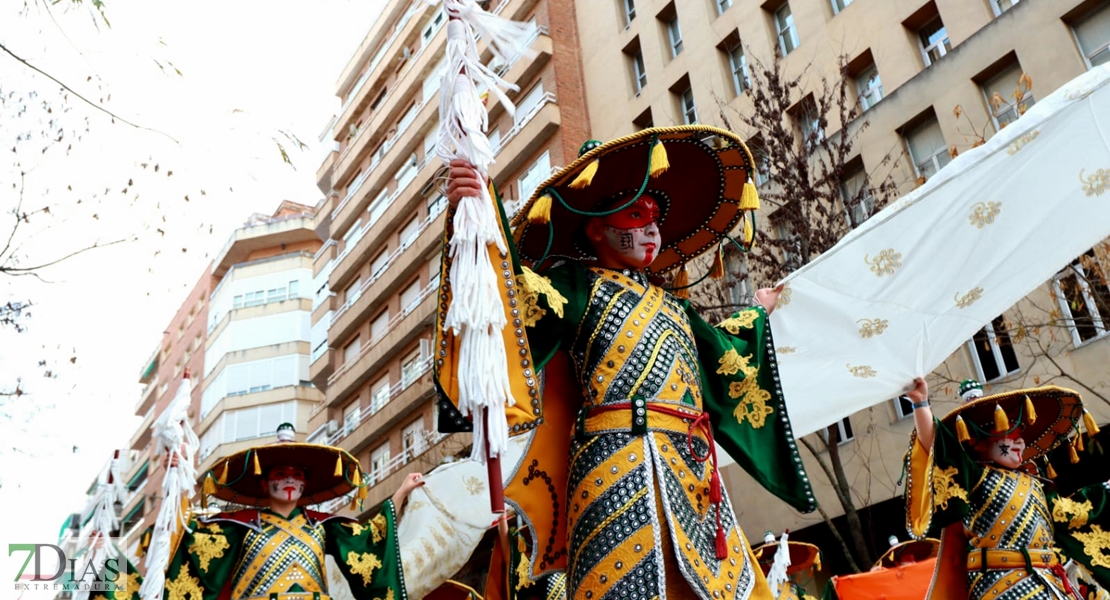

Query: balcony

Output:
[310, 347, 338, 392]
[129, 405, 156, 452]
[328, 208, 445, 345]
[330, 358, 434, 455]
[488, 95, 561, 184]
[211, 215, 319, 278]
[358, 432, 466, 516]
[134, 373, 160, 416]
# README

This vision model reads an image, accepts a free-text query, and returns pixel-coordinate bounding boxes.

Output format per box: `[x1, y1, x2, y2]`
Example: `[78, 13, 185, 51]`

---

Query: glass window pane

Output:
[1076, 4, 1110, 62]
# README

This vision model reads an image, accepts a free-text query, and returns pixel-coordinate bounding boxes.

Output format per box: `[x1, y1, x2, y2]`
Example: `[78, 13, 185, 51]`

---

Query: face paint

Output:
[984, 435, 1025, 469]
[602, 197, 660, 230]
[267, 466, 306, 503]
[600, 222, 660, 268]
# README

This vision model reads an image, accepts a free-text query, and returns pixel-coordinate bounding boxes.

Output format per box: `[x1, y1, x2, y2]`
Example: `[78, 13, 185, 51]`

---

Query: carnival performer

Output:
[436, 126, 816, 600]
[152, 423, 421, 600]
[903, 378, 1110, 599]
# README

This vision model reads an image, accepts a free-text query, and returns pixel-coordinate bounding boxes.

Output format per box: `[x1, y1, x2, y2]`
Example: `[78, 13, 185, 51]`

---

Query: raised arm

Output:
[907, 377, 934, 450]
[390, 472, 424, 519]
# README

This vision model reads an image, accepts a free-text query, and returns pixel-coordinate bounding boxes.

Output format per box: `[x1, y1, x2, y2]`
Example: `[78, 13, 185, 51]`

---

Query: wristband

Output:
[911, 399, 930, 410]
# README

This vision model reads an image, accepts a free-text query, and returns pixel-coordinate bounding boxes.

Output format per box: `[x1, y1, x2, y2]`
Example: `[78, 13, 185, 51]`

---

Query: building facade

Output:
[308, 0, 591, 517]
[573, 0, 1110, 570]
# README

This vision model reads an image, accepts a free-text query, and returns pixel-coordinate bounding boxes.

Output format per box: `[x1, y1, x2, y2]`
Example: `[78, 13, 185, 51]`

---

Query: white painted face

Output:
[267, 466, 306, 503]
[983, 435, 1026, 469]
[599, 222, 661, 270]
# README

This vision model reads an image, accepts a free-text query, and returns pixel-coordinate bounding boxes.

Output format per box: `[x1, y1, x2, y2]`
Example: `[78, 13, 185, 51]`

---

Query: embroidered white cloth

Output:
[772, 64, 1110, 437]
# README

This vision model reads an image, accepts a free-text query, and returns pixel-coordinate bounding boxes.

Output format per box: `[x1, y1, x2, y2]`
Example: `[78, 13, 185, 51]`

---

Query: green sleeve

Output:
[325, 500, 405, 600]
[1051, 482, 1110, 590]
[686, 304, 815, 513]
[162, 519, 244, 600]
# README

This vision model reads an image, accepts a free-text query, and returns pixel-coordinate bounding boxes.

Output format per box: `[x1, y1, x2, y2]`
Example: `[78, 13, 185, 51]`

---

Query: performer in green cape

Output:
[435, 126, 816, 600]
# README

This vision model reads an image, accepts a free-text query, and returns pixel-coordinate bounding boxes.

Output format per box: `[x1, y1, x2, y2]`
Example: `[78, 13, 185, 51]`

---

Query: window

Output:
[904, 116, 950, 179]
[488, 127, 502, 152]
[371, 250, 390, 280]
[344, 335, 361, 364]
[774, 3, 799, 57]
[990, 0, 1018, 17]
[1074, 3, 1110, 68]
[422, 8, 446, 45]
[402, 350, 422, 388]
[221, 402, 296, 443]
[820, 417, 854, 445]
[288, 280, 300, 298]
[918, 17, 950, 66]
[401, 280, 422, 314]
[345, 277, 362, 306]
[242, 291, 265, 308]
[428, 194, 447, 217]
[395, 153, 419, 191]
[518, 151, 551, 202]
[515, 83, 545, 126]
[622, 0, 636, 26]
[856, 64, 883, 111]
[233, 295, 243, 309]
[402, 419, 425, 462]
[792, 97, 824, 153]
[840, 163, 873, 228]
[368, 189, 390, 225]
[719, 33, 748, 96]
[370, 376, 391, 414]
[773, 215, 802, 271]
[266, 287, 286, 303]
[423, 120, 441, 158]
[1053, 251, 1110, 345]
[371, 310, 390, 342]
[831, 0, 853, 13]
[749, 136, 770, 187]
[633, 108, 654, 131]
[400, 216, 420, 248]
[716, 0, 733, 15]
[370, 442, 391, 484]
[343, 400, 361, 436]
[982, 63, 1034, 130]
[631, 49, 647, 93]
[679, 86, 697, 124]
[666, 16, 684, 57]
[968, 316, 1020, 382]
[894, 396, 915, 420]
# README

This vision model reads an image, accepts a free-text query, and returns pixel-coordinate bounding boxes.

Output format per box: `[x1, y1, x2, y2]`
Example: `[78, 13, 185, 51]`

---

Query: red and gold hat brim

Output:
[940, 385, 1083, 462]
[207, 442, 363, 507]
[874, 539, 939, 569]
[752, 541, 822, 576]
[511, 125, 757, 275]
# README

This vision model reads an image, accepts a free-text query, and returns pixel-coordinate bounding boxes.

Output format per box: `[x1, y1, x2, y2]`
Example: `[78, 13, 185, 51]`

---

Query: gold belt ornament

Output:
[965, 548, 1059, 571]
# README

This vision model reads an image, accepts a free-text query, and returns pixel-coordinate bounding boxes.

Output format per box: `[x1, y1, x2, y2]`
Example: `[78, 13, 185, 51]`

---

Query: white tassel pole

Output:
[139, 376, 199, 600]
[767, 531, 792, 599]
[75, 452, 127, 600]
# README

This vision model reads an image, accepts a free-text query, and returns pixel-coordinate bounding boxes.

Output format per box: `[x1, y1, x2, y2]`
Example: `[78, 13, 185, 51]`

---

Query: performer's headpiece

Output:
[958, 379, 983, 402]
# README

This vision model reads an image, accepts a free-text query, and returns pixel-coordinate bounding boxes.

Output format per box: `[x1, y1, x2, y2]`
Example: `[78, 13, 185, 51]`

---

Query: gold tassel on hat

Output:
[1077, 433, 1086, 452]
[252, 451, 262, 476]
[357, 483, 368, 500]
[815, 552, 822, 572]
[743, 217, 754, 247]
[1084, 410, 1100, 436]
[1024, 395, 1036, 424]
[1046, 461, 1058, 479]
[218, 461, 228, 485]
[334, 454, 343, 477]
[349, 497, 360, 512]
[352, 467, 362, 487]
[672, 265, 690, 299]
[710, 246, 725, 280]
[955, 415, 970, 443]
[740, 182, 761, 211]
[568, 158, 599, 189]
[1070, 441, 1081, 464]
[993, 404, 1009, 433]
[527, 193, 552, 225]
[203, 473, 216, 496]
[650, 139, 669, 178]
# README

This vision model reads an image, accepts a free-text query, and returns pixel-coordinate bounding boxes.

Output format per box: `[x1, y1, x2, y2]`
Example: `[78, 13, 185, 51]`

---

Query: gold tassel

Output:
[650, 139, 669, 178]
[672, 265, 690, 299]
[1070, 441, 1080, 464]
[955, 415, 970, 443]
[1024, 395, 1036, 425]
[527, 194, 552, 225]
[334, 455, 343, 477]
[815, 552, 822, 572]
[352, 467, 362, 487]
[739, 182, 761, 211]
[993, 404, 1009, 433]
[357, 484, 368, 500]
[1046, 461, 1058, 479]
[709, 246, 725, 279]
[252, 451, 261, 476]
[203, 474, 216, 496]
[349, 497, 360, 511]
[1077, 433, 1086, 451]
[743, 217, 754, 246]
[568, 159, 599, 189]
[1084, 410, 1100, 435]
[218, 461, 228, 485]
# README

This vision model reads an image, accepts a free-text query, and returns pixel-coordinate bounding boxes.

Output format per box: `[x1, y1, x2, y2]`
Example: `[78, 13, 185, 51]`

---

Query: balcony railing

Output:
[493, 92, 557, 156]
[339, 4, 423, 115]
[326, 355, 433, 446]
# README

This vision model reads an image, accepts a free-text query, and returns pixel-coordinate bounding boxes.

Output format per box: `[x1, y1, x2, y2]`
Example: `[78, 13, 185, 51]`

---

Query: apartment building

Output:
[308, 0, 590, 516]
[574, 0, 1110, 569]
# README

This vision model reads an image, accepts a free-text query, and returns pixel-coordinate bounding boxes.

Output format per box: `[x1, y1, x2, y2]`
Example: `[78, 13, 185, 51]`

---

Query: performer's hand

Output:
[754, 283, 786, 315]
[397, 472, 425, 499]
[446, 159, 485, 206]
[906, 377, 928, 403]
[161, 445, 186, 469]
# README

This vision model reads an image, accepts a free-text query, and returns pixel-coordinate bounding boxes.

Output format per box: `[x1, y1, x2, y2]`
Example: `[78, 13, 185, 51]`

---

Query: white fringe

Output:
[431, 0, 533, 463]
[75, 456, 127, 600]
[139, 378, 199, 600]
[767, 531, 792, 599]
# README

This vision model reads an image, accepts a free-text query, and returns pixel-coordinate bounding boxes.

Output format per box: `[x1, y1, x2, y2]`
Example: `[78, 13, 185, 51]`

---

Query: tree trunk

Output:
[824, 426, 876, 567]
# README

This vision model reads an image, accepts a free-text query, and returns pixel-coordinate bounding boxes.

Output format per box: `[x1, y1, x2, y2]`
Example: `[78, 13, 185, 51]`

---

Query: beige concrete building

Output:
[573, 0, 1110, 570]
[308, 0, 591, 517]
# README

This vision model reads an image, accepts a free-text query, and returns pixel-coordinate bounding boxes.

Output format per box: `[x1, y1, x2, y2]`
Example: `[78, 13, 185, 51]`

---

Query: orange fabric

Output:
[832, 558, 937, 600]
[484, 536, 508, 600]
[925, 523, 970, 600]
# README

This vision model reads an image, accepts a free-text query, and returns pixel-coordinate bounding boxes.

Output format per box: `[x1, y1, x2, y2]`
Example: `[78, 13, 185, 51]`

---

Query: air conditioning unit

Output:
[348, 123, 358, 138]
[326, 420, 339, 435]
[402, 47, 413, 60]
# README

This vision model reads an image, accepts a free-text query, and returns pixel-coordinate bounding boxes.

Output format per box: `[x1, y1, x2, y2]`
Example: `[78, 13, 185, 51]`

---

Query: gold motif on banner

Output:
[188, 532, 230, 572]
[932, 466, 968, 510]
[344, 522, 368, 536]
[373, 590, 395, 600]
[346, 551, 383, 586]
[1080, 168, 1110, 197]
[516, 536, 534, 590]
[776, 346, 796, 355]
[969, 202, 1001, 228]
[729, 370, 774, 429]
[166, 564, 204, 600]
[716, 348, 753, 376]
[1052, 497, 1093, 530]
[856, 318, 888, 338]
[1007, 131, 1039, 155]
[864, 249, 902, 277]
[776, 283, 792, 309]
[955, 287, 984, 309]
[846, 364, 876, 378]
[1073, 525, 1110, 569]
[370, 513, 388, 544]
[114, 572, 142, 600]
[517, 267, 567, 327]
[464, 476, 485, 495]
[718, 310, 759, 334]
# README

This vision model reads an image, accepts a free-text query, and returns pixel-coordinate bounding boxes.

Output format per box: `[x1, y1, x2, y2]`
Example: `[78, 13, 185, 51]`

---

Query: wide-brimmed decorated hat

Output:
[941, 385, 1092, 462]
[752, 533, 822, 576]
[511, 125, 760, 277]
[874, 538, 939, 569]
[202, 425, 366, 507]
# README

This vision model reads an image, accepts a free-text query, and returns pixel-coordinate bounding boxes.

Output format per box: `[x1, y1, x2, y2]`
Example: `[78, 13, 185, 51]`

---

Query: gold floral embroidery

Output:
[932, 466, 968, 510]
[847, 364, 876, 378]
[188, 531, 230, 572]
[517, 267, 568, 327]
[955, 287, 984, 309]
[729, 370, 774, 429]
[1072, 525, 1110, 569]
[344, 522, 368, 536]
[776, 346, 796, 354]
[346, 551, 383, 586]
[372, 590, 395, 600]
[113, 572, 142, 600]
[165, 564, 204, 600]
[1053, 497, 1093, 530]
[864, 249, 902, 277]
[776, 283, 792, 309]
[716, 348, 752, 376]
[969, 201, 1001, 228]
[718, 310, 759, 334]
[1007, 131, 1039, 155]
[464, 476, 485, 495]
[1080, 168, 1110, 197]
[516, 536, 534, 590]
[856, 318, 888, 338]
[369, 513, 388, 544]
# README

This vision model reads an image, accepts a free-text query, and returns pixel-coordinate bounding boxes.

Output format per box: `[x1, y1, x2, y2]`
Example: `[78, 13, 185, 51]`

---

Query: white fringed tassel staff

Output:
[432, 0, 533, 511]
[75, 451, 127, 600]
[139, 374, 199, 600]
[766, 530, 792, 599]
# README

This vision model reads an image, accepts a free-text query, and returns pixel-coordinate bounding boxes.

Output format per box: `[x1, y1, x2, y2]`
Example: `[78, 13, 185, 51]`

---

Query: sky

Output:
[0, 0, 382, 587]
